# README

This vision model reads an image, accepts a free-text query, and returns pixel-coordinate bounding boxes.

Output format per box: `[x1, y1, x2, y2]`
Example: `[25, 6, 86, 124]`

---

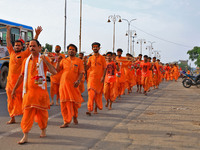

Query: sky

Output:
[1, 0, 200, 67]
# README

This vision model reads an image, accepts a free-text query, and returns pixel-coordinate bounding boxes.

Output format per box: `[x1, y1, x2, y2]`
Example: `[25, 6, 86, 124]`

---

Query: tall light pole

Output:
[107, 14, 122, 52]
[153, 50, 161, 59]
[122, 18, 136, 53]
[79, 0, 82, 53]
[137, 39, 146, 54]
[127, 30, 137, 55]
[64, 0, 67, 53]
[146, 41, 155, 57]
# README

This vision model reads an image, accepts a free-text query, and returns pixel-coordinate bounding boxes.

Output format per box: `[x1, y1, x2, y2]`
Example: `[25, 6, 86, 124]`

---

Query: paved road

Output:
[0, 80, 200, 150]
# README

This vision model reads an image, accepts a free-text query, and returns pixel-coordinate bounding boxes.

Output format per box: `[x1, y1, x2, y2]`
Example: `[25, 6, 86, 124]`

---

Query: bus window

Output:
[27, 31, 33, 41]
[21, 31, 26, 41]
[0, 24, 6, 46]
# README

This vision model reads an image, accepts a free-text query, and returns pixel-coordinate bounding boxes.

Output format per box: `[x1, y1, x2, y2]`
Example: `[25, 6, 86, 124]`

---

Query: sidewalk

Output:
[91, 80, 200, 150]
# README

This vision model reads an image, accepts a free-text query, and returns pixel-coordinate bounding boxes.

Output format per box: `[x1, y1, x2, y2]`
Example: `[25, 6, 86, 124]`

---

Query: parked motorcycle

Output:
[182, 74, 200, 88]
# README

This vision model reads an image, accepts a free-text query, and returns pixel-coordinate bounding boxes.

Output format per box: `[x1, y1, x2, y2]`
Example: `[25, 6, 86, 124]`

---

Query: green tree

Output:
[178, 62, 191, 71]
[42, 43, 53, 53]
[187, 46, 200, 67]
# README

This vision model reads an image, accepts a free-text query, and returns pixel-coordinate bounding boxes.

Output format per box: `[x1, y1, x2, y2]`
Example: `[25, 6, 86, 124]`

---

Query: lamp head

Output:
[107, 19, 111, 23]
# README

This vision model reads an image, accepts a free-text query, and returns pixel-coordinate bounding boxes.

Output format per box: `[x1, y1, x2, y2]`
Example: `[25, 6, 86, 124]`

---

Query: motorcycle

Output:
[182, 74, 200, 88]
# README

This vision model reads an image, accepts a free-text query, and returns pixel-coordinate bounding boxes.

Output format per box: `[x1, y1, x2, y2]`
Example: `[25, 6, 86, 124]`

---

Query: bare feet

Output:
[60, 123, 69, 128]
[94, 106, 98, 114]
[105, 101, 109, 107]
[56, 102, 59, 106]
[7, 117, 16, 124]
[144, 91, 147, 96]
[40, 129, 46, 138]
[73, 117, 78, 125]
[18, 133, 28, 144]
[86, 112, 91, 116]
[109, 101, 112, 110]
[50, 101, 54, 106]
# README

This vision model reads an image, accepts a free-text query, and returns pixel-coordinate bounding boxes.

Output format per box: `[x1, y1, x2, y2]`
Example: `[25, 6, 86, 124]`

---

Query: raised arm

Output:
[6, 26, 12, 48]
[34, 26, 43, 40]
[41, 55, 57, 75]
[56, 56, 63, 72]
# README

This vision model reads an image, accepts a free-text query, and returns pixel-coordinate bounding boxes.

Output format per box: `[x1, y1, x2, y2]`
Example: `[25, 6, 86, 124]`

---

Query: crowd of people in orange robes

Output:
[5, 25, 181, 144]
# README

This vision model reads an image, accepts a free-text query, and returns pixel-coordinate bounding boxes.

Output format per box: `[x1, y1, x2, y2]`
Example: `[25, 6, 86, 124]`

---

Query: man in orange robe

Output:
[115, 49, 127, 97]
[12, 39, 57, 144]
[49, 45, 65, 106]
[147, 57, 153, 90]
[104, 52, 119, 109]
[140, 55, 152, 95]
[78, 52, 85, 94]
[172, 63, 179, 82]
[124, 53, 135, 94]
[56, 44, 84, 128]
[85, 42, 106, 115]
[152, 57, 160, 89]
[6, 25, 42, 124]
[135, 54, 143, 93]
[164, 63, 171, 81]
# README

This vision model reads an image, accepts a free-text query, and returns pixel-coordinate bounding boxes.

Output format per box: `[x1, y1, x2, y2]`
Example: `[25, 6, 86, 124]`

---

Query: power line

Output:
[131, 25, 192, 48]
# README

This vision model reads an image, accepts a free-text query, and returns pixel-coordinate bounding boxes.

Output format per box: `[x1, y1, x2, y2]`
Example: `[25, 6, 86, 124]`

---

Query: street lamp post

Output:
[137, 39, 146, 54]
[107, 14, 122, 52]
[122, 18, 136, 53]
[146, 41, 155, 57]
[127, 30, 137, 56]
[153, 50, 161, 59]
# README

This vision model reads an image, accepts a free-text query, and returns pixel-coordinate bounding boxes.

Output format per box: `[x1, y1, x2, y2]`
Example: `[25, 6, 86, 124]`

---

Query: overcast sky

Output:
[1, 0, 200, 66]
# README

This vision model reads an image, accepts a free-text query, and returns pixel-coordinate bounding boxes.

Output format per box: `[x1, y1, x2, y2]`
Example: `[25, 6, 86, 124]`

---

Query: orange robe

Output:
[164, 66, 171, 81]
[140, 62, 151, 92]
[20, 56, 50, 133]
[152, 62, 160, 86]
[87, 55, 106, 111]
[50, 53, 65, 100]
[116, 56, 126, 96]
[59, 57, 84, 123]
[173, 66, 179, 81]
[6, 46, 30, 118]
[123, 61, 132, 90]
[104, 61, 117, 102]
[135, 60, 143, 85]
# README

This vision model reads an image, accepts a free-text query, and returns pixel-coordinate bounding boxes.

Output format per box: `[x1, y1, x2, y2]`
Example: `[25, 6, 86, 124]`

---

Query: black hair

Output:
[117, 48, 123, 52]
[153, 57, 156, 59]
[112, 52, 116, 56]
[148, 57, 151, 59]
[144, 55, 148, 58]
[138, 54, 142, 57]
[106, 52, 113, 56]
[67, 44, 78, 52]
[92, 42, 101, 47]
[30, 39, 41, 46]
[14, 40, 23, 46]
[79, 52, 84, 56]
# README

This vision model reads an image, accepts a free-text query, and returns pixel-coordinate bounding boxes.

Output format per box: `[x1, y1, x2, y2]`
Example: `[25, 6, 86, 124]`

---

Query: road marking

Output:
[0, 92, 6, 95]
[0, 102, 87, 140]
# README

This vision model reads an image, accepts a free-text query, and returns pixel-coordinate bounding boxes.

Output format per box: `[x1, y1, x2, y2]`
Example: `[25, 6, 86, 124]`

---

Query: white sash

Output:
[22, 53, 45, 97]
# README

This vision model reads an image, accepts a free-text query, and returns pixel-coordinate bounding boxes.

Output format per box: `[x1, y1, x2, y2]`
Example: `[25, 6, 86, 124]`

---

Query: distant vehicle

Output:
[0, 19, 33, 88]
[182, 74, 200, 88]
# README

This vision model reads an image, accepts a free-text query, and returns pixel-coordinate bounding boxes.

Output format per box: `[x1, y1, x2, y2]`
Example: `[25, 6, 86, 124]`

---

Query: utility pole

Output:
[64, 0, 67, 53]
[79, 0, 82, 53]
